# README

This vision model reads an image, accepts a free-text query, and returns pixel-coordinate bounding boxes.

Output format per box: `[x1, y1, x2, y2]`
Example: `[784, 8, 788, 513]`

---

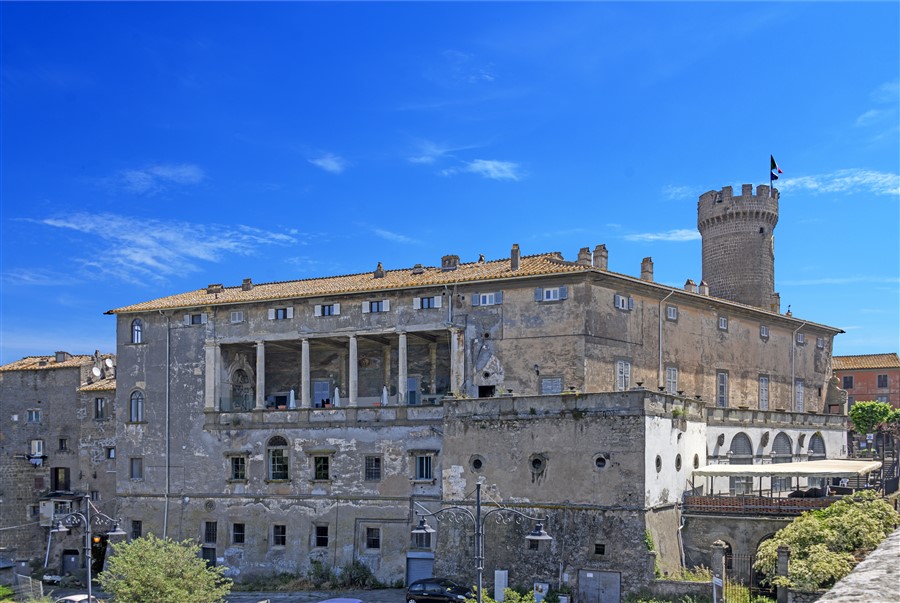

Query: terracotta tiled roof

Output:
[107, 252, 588, 314]
[0, 354, 96, 372]
[833, 353, 900, 371]
[79, 377, 116, 392]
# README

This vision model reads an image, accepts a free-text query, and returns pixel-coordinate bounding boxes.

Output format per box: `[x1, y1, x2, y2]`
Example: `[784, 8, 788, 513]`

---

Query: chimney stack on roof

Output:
[510, 244, 520, 271]
[374, 262, 385, 278]
[641, 257, 654, 282]
[241, 278, 253, 291]
[698, 280, 710, 296]
[684, 279, 696, 293]
[577, 247, 592, 266]
[593, 244, 608, 270]
[441, 255, 460, 271]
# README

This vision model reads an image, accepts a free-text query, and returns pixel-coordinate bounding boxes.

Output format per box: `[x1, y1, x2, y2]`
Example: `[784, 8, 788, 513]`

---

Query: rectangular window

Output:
[718, 316, 728, 331]
[415, 455, 433, 480]
[94, 398, 107, 420]
[796, 332, 805, 344]
[90, 490, 99, 501]
[665, 367, 678, 393]
[364, 456, 382, 481]
[272, 307, 292, 320]
[876, 395, 889, 402]
[131, 520, 143, 539]
[414, 296, 442, 310]
[183, 313, 208, 325]
[268, 449, 288, 481]
[366, 527, 381, 549]
[472, 292, 503, 307]
[759, 376, 769, 410]
[51, 467, 70, 490]
[717, 372, 728, 408]
[314, 456, 330, 481]
[30, 439, 43, 456]
[315, 525, 329, 548]
[315, 303, 340, 316]
[273, 524, 286, 547]
[130, 457, 143, 480]
[843, 376, 854, 389]
[58, 438, 68, 452]
[365, 300, 389, 313]
[615, 360, 631, 391]
[230, 311, 244, 324]
[230, 457, 246, 481]
[528, 540, 539, 550]
[816, 336, 825, 349]
[540, 377, 563, 395]
[877, 374, 889, 388]
[26, 409, 41, 423]
[795, 380, 805, 412]
[534, 286, 568, 302]
[760, 325, 769, 339]
[204, 521, 217, 544]
[594, 543, 606, 556]
[613, 294, 634, 311]
[106, 447, 116, 460]
[666, 305, 678, 321]
[232, 523, 245, 545]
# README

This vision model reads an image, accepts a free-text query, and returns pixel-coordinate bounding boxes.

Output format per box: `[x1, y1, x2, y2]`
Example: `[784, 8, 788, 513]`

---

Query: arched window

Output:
[131, 319, 143, 344]
[267, 436, 289, 481]
[808, 433, 826, 461]
[129, 391, 144, 422]
[729, 432, 753, 494]
[771, 432, 793, 491]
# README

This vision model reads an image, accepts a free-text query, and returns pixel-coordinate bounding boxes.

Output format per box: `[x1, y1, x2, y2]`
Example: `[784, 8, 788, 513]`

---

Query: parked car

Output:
[54, 596, 104, 603]
[407, 578, 473, 603]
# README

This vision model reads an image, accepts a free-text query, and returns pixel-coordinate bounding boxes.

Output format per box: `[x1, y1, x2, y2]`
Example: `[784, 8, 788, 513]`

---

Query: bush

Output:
[337, 559, 382, 588]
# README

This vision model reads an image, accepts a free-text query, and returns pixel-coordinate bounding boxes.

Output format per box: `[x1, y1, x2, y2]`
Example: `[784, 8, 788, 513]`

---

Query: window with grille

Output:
[204, 521, 217, 544]
[315, 525, 328, 548]
[131, 520, 143, 539]
[877, 374, 889, 388]
[273, 525, 286, 546]
[366, 527, 381, 549]
[364, 456, 382, 481]
[232, 523, 245, 545]
[314, 456, 330, 481]
[415, 455, 433, 480]
[759, 376, 769, 410]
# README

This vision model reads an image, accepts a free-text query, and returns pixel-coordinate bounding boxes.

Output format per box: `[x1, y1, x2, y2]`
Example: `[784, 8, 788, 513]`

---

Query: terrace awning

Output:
[692, 459, 881, 478]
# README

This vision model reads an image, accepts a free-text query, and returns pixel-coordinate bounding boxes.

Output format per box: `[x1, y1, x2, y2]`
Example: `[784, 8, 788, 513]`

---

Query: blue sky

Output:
[1, 1, 898, 365]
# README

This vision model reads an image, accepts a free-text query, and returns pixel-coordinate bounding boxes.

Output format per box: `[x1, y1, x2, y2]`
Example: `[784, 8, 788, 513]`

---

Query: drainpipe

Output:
[160, 311, 171, 538]
[658, 291, 674, 389]
[790, 322, 807, 412]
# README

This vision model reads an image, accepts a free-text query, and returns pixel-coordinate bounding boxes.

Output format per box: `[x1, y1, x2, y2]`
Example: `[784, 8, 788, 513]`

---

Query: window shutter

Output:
[560, 286, 568, 300]
[413, 297, 421, 310]
[183, 314, 191, 325]
[383, 299, 390, 312]
[362, 302, 370, 314]
[614, 294, 621, 308]
[286, 307, 294, 319]
[495, 291, 503, 304]
[434, 296, 442, 308]
[628, 297, 634, 310]
[472, 294, 481, 307]
[200, 313, 208, 324]
[534, 288, 543, 302]
[314, 305, 322, 317]
[268, 309, 276, 320]
[334, 303, 340, 315]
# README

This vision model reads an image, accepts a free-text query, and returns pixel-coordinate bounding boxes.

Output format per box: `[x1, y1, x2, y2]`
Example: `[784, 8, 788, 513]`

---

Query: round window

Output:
[675, 454, 682, 471]
[693, 454, 700, 469]
[655, 455, 662, 473]
[470, 455, 485, 472]
[595, 456, 607, 469]
[529, 454, 547, 473]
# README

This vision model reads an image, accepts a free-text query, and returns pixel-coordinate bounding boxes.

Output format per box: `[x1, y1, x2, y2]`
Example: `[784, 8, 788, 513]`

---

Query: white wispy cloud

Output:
[408, 140, 480, 165]
[308, 153, 348, 174]
[624, 229, 700, 242]
[662, 185, 696, 200]
[373, 228, 418, 244]
[780, 276, 900, 287]
[855, 109, 885, 127]
[778, 169, 899, 196]
[30, 214, 296, 285]
[1, 268, 82, 287]
[871, 80, 899, 104]
[443, 159, 523, 181]
[111, 163, 206, 194]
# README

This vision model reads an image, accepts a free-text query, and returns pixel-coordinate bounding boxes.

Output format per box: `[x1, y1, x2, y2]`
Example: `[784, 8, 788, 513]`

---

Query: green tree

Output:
[754, 491, 900, 592]
[848, 400, 893, 435]
[97, 534, 232, 603]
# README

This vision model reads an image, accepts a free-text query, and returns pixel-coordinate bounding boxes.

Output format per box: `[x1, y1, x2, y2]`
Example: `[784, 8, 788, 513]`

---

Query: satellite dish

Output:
[104, 358, 114, 368]
[92, 367, 102, 377]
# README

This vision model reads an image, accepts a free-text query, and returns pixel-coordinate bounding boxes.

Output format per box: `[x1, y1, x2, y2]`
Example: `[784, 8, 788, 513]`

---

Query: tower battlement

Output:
[697, 183, 780, 312]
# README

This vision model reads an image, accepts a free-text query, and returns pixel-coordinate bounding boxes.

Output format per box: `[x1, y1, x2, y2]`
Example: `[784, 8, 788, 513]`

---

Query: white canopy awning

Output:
[692, 459, 881, 478]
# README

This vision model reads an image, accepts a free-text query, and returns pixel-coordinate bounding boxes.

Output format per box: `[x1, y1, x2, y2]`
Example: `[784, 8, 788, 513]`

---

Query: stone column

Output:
[301, 338, 310, 408]
[204, 342, 219, 410]
[383, 344, 392, 397]
[776, 545, 789, 603]
[255, 341, 265, 410]
[349, 335, 358, 407]
[429, 342, 437, 394]
[450, 328, 464, 395]
[711, 540, 727, 603]
[398, 332, 408, 404]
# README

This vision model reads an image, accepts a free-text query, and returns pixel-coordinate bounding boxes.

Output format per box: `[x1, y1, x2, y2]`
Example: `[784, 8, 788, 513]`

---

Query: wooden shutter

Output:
[314, 305, 322, 317]
[495, 291, 503, 304]
[383, 299, 390, 312]
[183, 314, 191, 325]
[472, 294, 481, 307]
[333, 303, 340, 315]
[200, 313, 208, 324]
[362, 302, 370, 314]
[286, 307, 294, 319]
[413, 297, 421, 310]
[433, 296, 442, 308]
[628, 297, 634, 310]
[268, 309, 276, 320]
[560, 286, 568, 300]
[534, 288, 543, 302]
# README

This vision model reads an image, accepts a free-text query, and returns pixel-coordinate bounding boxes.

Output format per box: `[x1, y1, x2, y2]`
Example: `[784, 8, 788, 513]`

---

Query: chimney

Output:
[55, 351, 71, 363]
[577, 247, 592, 266]
[510, 244, 520, 271]
[441, 255, 460, 271]
[412, 263, 425, 275]
[640, 257, 654, 282]
[241, 278, 253, 291]
[206, 283, 223, 295]
[374, 262, 385, 278]
[684, 279, 696, 293]
[593, 244, 608, 270]
[698, 280, 710, 296]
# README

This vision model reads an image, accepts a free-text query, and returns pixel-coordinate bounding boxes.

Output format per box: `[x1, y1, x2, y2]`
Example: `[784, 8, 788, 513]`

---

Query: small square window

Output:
[843, 376, 854, 389]
[94, 397, 108, 420]
[365, 456, 382, 481]
[230, 311, 244, 324]
[273, 524, 286, 546]
[106, 447, 116, 460]
[614, 294, 633, 311]
[314, 456, 330, 481]
[190, 313, 205, 325]
[230, 456, 246, 481]
[315, 525, 329, 548]
[718, 317, 728, 331]
[877, 374, 888, 388]
[130, 457, 143, 480]
[796, 333, 805, 344]
[232, 523, 245, 545]
[26, 409, 41, 423]
[816, 336, 825, 349]
[366, 527, 381, 549]
[594, 543, 606, 555]
[666, 305, 678, 321]
[90, 490, 100, 501]
[760, 325, 769, 339]
[58, 438, 68, 452]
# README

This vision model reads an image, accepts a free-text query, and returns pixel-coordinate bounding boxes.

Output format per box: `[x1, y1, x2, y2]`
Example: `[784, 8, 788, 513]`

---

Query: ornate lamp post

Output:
[51, 497, 126, 601]
[411, 482, 552, 603]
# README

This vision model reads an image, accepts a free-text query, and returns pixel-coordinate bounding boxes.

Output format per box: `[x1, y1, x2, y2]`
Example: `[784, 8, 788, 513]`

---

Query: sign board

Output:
[533, 582, 549, 603]
[494, 570, 508, 602]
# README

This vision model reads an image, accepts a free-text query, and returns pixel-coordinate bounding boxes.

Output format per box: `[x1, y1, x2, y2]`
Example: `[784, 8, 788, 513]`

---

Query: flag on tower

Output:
[770, 155, 783, 181]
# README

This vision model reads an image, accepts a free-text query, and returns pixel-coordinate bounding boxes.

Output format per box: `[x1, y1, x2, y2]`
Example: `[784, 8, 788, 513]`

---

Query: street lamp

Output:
[51, 497, 126, 602]
[412, 482, 552, 603]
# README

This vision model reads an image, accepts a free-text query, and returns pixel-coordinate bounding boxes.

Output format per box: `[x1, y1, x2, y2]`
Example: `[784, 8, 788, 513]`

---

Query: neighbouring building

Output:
[0, 351, 117, 575]
[101, 184, 848, 599]
[833, 353, 900, 410]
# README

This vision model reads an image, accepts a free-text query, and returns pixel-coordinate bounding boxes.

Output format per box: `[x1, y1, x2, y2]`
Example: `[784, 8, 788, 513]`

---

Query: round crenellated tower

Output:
[697, 183, 780, 312]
